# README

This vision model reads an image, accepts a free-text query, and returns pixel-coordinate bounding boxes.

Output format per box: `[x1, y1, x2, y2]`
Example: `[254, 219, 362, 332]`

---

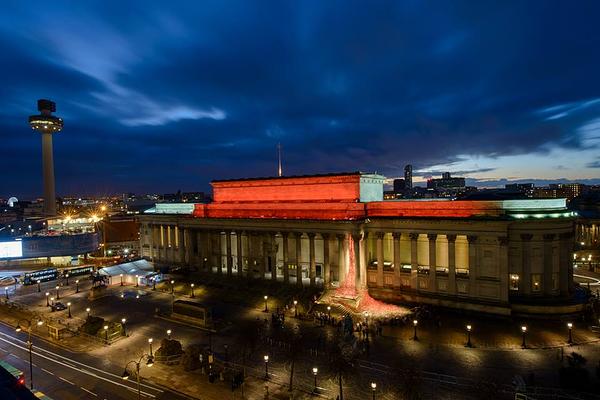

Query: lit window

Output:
[509, 274, 519, 291]
[531, 274, 542, 292]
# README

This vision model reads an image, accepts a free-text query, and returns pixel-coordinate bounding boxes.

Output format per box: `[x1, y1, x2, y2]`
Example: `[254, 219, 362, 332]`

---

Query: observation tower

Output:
[28, 99, 63, 216]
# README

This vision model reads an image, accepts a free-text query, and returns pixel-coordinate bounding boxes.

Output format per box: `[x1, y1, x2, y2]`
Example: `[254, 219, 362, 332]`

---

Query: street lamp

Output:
[148, 338, 154, 356]
[567, 322, 573, 344]
[67, 302, 72, 318]
[135, 275, 139, 288]
[55, 285, 60, 300]
[152, 276, 156, 291]
[15, 319, 43, 390]
[65, 273, 70, 286]
[75, 280, 79, 293]
[293, 300, 298, 318]
[120, 273, 124, 286]
[312, 367, 318, 392]
[45, 292, 50, 307]
[170, 280, 175, 294]
[167, 329, 172, 340]
[264, 295, 269, 312]
[521, 325, 527, 349]
[371, 382, 377, 400]
[5, 287, 8, 300]
[466, 325, 472, 348]
[37, 280, 41, 293]
[413, 319, 418, 341]
[50, 297, 54, 310]
[264, 355, 269, 379]
[327, 305, 331, 318]
[104, 325, 109, 344]
[86, 307, 91, 318]
[190, 283, 195, 298]
[122, 318, 127, 336]
[122, 353, 154, 400]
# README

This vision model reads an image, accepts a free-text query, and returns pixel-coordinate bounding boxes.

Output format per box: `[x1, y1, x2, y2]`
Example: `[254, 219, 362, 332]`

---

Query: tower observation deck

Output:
[28, 99, 63, 216]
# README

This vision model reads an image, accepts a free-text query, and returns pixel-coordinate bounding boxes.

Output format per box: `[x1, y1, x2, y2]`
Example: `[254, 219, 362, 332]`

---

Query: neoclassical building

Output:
[138, 172, 580, 315]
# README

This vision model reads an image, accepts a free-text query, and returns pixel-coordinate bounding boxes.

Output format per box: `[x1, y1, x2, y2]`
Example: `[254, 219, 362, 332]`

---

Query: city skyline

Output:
[1, 1, 600, 198]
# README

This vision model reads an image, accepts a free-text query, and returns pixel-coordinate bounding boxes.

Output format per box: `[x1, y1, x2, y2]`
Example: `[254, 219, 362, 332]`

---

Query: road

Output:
[0, 323, 190, 400]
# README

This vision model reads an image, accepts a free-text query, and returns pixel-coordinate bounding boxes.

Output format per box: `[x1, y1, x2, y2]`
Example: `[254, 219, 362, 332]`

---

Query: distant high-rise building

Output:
[393, 178, 405, 192]
[404, 164, 413, 190]
[427, 172, 465, 191]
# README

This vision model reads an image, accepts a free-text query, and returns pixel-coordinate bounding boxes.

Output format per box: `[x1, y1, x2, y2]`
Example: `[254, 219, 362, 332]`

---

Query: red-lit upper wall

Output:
[193, 200, 507, 220]
[211, 174, 362, 203]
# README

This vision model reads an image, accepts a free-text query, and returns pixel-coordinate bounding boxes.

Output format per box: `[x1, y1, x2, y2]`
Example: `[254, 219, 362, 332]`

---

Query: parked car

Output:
[52, 302, 67, 311]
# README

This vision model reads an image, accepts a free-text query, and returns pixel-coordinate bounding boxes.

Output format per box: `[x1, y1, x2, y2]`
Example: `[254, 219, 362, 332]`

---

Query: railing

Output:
[154, 353, 183, 365]
[78, 330, 123, 345]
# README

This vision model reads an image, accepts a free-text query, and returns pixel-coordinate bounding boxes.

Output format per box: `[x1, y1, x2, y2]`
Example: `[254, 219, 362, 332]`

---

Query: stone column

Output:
[521, 234, 533, 295]
[308, 233, 316, 287]
[261, 233, 270, 280]
[428, 234, 437, 291]
[244, 232, 251, 277]
[184, 228, 192, 265]
[226, 231, 233, 277]
[376, 232, 384, 287]
[337, 234, 345, 284]
[177, 228, 184, 264]
[543, 234, 555, 295]
[410, 233, 418, 290]
[467, 235, 478, 297]
[282, 232, 290, 284]
[352, 233, 363, 290]
[216, 231, 223, 275]
[447, 234, 457, 295]
[393, 233, 401, 288]
[295, 233, 303, 287]
[270, 232, 278, 282]
[559, 232, 571, 294]
[322, 233, 331, 287]
[498, 236, 509, 302]
[236, 231, 243, 276]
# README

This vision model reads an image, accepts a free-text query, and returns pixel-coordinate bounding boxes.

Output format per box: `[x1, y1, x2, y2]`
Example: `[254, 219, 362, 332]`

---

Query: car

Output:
[0, 276, 16, 286]
[52, 302, 67, 311]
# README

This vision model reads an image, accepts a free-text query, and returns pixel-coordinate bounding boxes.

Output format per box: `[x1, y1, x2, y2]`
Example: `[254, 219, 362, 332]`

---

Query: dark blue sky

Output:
[2, 1, 600, 198]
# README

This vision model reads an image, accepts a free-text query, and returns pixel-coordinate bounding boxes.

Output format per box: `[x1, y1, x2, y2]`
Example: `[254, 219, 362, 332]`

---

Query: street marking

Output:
[9, 353, 22, 361]
[59, 376, 75, 385]
[0, 333, 160, 398]
[80, 387, 98, 397]
[0, 348, 7, 353]
[41, 368, 54, 376]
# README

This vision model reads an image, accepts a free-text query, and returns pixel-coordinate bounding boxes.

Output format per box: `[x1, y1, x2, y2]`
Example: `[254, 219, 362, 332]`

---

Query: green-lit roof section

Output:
[144, 203, 196, 215]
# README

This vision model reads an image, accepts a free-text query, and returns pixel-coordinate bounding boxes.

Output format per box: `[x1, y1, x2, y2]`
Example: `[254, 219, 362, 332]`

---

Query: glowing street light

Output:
[122, 318, 127, 336]
[521, 326, 527, 349]
[567, 322, 573, 344]
[122, 354, 154, 400]
[264, 295, 269, 312]
[67, 302, 72, 318]
[65, 273, 70, 286]
[120, 273, 124, 286]
[86, 307, 91, 318]
[167, 329, 172, 340]
[413, 319, 418, 341]
[15, 319, 43, 390]
[312, 367, 318, 392]
[75, 279, 80, 293]
[466, 325, 472, 348]
[170, 280, 175, 294]
[148, 338, 154, 356]
[190, 283, 195, 298]
[37, 280, 41, 293]
[264, 355, 269, 379]
[327, 305, 331, 318]
[55, 285, 60, 300]
[371, 382, 377, 400]
[104, 325, 109, 344]
[45, 292, 50, 307]
[293, 300, 298, 318]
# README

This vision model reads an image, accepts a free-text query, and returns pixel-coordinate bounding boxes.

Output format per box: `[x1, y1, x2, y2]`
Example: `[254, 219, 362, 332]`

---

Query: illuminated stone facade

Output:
[138, 173, 579, 315]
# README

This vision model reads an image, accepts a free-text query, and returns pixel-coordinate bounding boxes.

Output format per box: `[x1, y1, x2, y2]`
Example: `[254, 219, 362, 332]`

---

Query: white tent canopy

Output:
[99, 259, 155, 278]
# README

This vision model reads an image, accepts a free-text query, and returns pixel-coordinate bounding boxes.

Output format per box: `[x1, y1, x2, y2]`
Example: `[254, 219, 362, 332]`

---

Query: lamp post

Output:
[122, 318, 127, 336]
[413, 319, 418, 341]
[293, 300, 298, 318]
[466, 325, 472, 348]
[67, 302, 72, 318]
[170, 280, 175, 294]
[55, 285, 60, 300]
[37, 280, 41, 293]
[86, 307, 91, 319]
[312, 367, 318, 392]
[327, 305, 331, 318]
[521, 326, 527, 349]
[264, 355, 269, 379]
[75, 280, 79, 293]
[135, 275, 139, 288]
[50, 297, 54, 310]
[148, 338, 154, 356]
[5, 287, 8, 300]
[65, 273, 70, 286]
[120, 274, 124, 286]
[567, 322, 573, 344]
[45, 292, 50, 307]
[190, 283, 195, 298]
[122, 353, 154, 400]
[152, 276, 156, 291]
[104, 325, 109, 344]
[371, 382, 377, 400]
[167, 329, 172, 340]
[15, 319, 43, 390]
[264, 295, 268, 312]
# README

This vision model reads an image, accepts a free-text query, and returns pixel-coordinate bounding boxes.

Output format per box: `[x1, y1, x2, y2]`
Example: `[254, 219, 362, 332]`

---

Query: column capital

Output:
[336, 234, 346, 241]
[293, 232, 303, 238]
[281, 231, 289, 238]
[446, 234, 457, 242]
[307, 232, 316, 239]
[520, 233, 533, 241]
[543, 234, 555, 241]
[321, 232, 330, 240]
[498, 236, 509, 246]
[409, 233, 419, 240]
[351, 233, 363, 242]
[467, 235, 478, 243]
[427, 233, 437, 241]
[375, 232, 385, 239]
[392, 232, 402, 239]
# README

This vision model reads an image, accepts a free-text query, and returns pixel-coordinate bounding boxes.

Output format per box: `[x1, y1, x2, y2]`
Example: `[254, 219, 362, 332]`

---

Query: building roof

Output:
[211, 171, 382, 183]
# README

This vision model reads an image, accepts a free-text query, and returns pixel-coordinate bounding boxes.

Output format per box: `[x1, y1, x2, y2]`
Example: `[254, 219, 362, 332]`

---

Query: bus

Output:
[22, 268, 58, 285]
[59, 265, 95, 278]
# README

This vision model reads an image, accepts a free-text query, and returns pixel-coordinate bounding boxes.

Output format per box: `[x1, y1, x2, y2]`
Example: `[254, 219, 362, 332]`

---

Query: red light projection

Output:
[366, 200, 503, 218]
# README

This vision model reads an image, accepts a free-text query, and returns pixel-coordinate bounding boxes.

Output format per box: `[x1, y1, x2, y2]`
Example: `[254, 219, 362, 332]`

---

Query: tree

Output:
[328, 340, 357, 400]
[285, 330, 303, 392]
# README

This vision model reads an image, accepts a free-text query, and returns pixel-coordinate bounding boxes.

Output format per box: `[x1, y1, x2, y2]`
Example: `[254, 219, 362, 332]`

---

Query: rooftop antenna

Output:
[277, 142, 283, 177]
